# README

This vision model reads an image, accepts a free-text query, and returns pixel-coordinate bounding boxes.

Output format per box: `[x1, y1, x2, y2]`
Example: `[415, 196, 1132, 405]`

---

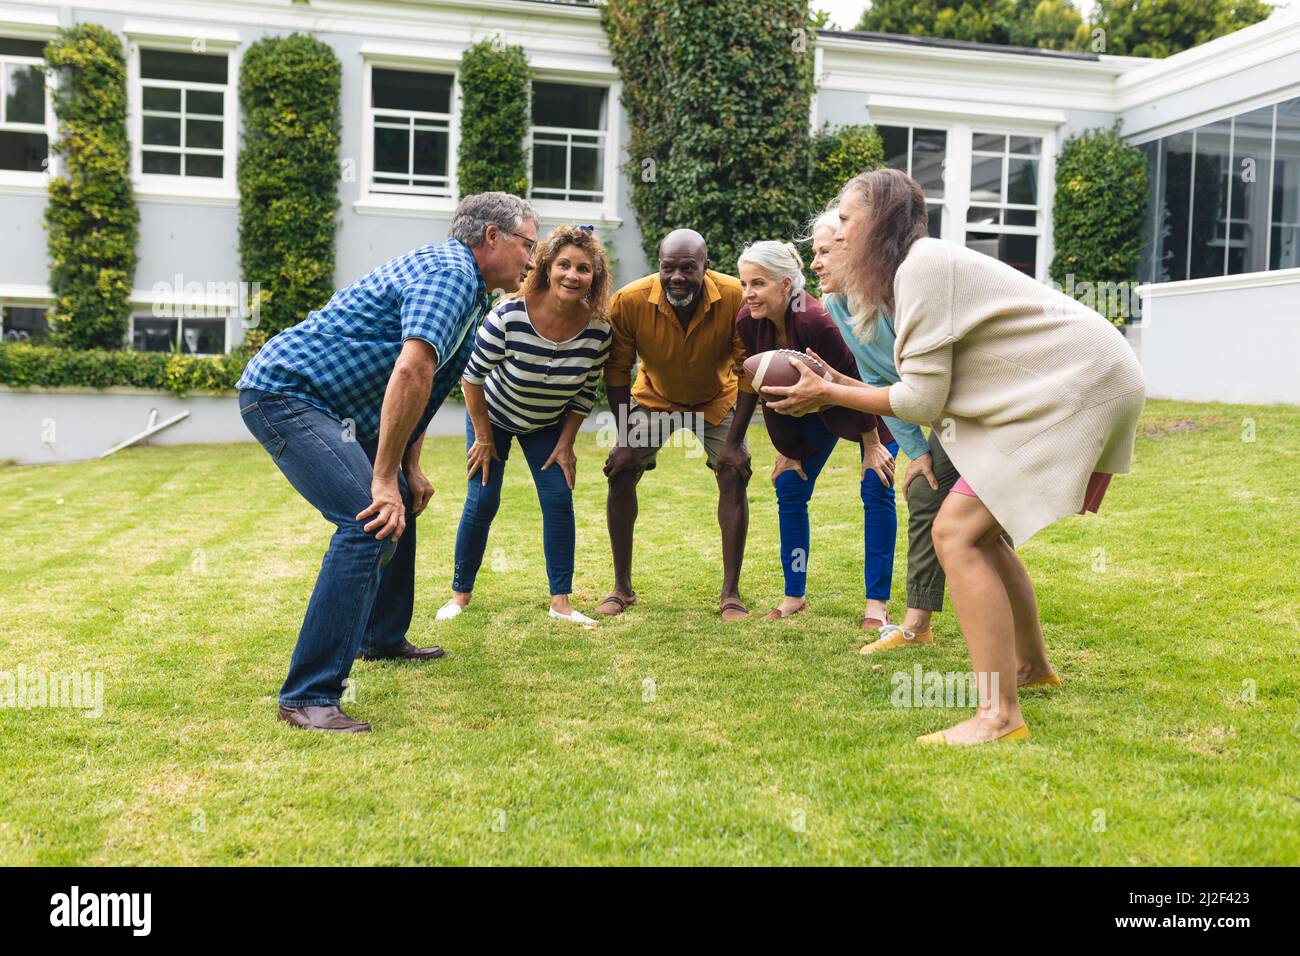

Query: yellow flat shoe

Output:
[1020, 672, 1062, 689]
[916, 723, 1030, 745]
[859, 624, 934, 655]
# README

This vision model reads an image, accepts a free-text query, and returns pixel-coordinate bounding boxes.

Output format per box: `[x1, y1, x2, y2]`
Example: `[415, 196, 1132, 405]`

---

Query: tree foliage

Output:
[602, 0, 817, 274]
[854, 0, 1272, 55]
[1089, 0, 1273, 58]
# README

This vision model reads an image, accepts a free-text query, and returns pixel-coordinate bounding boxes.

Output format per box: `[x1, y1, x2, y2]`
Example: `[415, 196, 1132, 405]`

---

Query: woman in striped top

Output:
[438, 225, 612, 624]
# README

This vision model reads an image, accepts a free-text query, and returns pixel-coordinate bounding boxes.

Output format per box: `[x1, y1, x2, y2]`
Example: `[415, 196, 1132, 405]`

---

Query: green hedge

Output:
[456, 39, 530, 196]
[1050, 125, 1147, 325]
[43, 24, 139, 350]
[603, 0, 817, 273]
[0, 342, 249, 396]
[238, 34, 341, 339]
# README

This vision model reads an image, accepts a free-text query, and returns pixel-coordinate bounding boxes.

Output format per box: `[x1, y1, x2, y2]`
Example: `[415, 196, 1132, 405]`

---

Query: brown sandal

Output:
[720, 599, 750, 622]
[862, 609, 891, 631]
[764, 599, 809, 621]
[595, 591, 637, 616]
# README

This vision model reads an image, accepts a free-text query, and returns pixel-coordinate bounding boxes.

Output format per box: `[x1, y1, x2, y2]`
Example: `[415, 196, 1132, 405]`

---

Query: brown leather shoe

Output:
[277, 705, 371, 733]
[357, 640, 445, 662]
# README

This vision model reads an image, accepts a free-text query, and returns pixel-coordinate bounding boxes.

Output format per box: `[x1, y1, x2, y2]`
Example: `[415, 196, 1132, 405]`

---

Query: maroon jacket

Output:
[735, 293, 891, 461]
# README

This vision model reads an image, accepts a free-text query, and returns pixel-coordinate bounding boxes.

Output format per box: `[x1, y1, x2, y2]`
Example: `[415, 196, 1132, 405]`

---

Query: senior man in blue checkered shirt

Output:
[237, 192, 538, 734]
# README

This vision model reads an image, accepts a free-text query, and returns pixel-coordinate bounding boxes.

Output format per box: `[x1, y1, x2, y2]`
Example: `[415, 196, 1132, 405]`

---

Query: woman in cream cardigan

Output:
[763, 168, 1145, 746]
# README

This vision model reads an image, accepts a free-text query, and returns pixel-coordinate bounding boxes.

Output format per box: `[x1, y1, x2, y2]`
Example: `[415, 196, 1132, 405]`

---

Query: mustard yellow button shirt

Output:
[604, 270, 747, 427]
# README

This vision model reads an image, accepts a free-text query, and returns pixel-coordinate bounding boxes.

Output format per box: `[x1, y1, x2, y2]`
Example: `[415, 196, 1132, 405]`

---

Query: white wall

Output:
[1137, 271, 1300, 404]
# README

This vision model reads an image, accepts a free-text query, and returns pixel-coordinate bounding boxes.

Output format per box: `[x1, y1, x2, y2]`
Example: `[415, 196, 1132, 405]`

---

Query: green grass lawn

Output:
[1, 398, 1297, 865]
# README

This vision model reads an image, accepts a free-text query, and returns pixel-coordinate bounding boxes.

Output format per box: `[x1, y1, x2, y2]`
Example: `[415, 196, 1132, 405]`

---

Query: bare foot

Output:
[720, 595, 750, 622]
[901, 609, 933, 632]
[595, 590, 636, 616]
[1016, 660, 1055, 687]
[765, 596, 808, 620]
[931, 710, 1024, 745]
[865, 599, 889, 625]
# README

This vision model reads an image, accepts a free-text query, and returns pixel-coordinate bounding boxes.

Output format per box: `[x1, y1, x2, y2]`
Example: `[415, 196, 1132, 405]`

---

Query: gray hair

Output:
[802, 205, 879, 344]
[449, 192, 537, 247]
[737, 240, 805, 295]
[796, 205, 840, 243]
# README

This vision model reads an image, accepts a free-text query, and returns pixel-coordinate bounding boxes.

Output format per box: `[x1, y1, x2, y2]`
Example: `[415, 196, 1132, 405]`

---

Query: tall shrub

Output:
[44, 25, 139, 349]
[603, 0, 817, 272]
[810, 123, 884, 214]
[456, 39, 530, 196]
[238, 34, 341, 338]
[1050, 125, 1147, 325]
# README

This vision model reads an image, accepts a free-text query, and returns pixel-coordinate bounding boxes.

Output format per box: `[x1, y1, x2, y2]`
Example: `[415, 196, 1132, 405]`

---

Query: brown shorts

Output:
[605, 403, 747, 472]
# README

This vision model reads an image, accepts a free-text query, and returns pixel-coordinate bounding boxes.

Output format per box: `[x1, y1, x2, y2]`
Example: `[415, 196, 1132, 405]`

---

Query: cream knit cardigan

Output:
[888, 238, 1146, 544]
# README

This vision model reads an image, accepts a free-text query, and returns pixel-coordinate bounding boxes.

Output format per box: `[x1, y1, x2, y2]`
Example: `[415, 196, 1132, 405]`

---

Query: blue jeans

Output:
[774, 414, 898, 600]
[453, 413, 575, 596]
[239, 389, 415, 707]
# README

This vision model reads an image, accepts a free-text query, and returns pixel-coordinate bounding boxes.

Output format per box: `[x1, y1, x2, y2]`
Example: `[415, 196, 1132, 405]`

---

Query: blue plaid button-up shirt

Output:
[237, 238, 489, 443]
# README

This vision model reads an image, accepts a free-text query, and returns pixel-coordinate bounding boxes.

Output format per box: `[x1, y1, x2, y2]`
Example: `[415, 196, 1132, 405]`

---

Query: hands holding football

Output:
[750, 348, 836, 417]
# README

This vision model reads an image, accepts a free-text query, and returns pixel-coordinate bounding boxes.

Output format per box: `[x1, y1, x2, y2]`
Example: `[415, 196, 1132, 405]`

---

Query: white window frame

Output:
[0, 292, 52, 343]
[874, 121, 952, 240]
[526, 73, 621, 223]
[128, 311, 229, 356]
[867, 97, 1059, 282]
[0, 18, 58, 194]
[357, 54, 460, 217]
[962, 129, 1049, 279]
[126, 23, 240, 206]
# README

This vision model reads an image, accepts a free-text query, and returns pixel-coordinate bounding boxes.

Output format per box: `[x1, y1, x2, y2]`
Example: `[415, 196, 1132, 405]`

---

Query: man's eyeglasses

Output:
[506, 231, 538, 254]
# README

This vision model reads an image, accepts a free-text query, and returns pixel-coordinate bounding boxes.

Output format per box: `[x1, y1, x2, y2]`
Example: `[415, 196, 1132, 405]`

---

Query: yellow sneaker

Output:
[917, 723, 1030, 745]
[859, 624, 934, 655]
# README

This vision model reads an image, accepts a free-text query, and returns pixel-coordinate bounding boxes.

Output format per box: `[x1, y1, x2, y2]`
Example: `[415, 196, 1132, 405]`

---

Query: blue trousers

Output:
[774, 414, 898, 600]
[239, 389, 415, 707]
[453, 414, 576, 596]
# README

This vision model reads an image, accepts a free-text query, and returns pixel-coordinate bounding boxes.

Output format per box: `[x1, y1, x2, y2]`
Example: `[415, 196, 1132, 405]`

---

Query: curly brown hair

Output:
[838, 167, 929, 323]
[516, 225, 612, 324]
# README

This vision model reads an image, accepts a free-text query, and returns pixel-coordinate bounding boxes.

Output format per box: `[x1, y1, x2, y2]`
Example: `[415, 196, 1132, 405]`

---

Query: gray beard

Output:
[665, 288, 697, 308]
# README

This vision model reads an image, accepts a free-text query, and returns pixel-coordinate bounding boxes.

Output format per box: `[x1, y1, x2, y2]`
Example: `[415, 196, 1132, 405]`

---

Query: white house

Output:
[1, 0, 1297, 462]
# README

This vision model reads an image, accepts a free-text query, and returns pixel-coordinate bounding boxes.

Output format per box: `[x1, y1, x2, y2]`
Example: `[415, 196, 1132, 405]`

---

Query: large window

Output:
[1273, 98, 1300, 271]
[368, 67, 453, 197]
[529, 81, 607, 203]
[1142, 96, 1300, 282]
[0, 37, 49, 173]
[878, 124, 946, 238]
[964, 132, 1043, 278]
[138, 48, 228, 179]
[131, 313, 226, 354]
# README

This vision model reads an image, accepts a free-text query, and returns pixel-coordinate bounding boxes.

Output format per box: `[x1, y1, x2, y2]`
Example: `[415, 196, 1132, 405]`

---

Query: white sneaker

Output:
[549, 607, 596, 625]
[436, 600, 465, 621]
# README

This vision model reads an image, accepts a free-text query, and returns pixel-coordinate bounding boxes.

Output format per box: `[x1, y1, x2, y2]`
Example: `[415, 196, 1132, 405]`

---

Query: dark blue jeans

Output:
[453, 413, 575, 596]
[774, 413, 898, 600]
[239, 389, 415, 707]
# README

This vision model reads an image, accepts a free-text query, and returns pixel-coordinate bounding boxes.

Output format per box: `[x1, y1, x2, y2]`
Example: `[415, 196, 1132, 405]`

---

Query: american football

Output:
[744, 349, 832, 407]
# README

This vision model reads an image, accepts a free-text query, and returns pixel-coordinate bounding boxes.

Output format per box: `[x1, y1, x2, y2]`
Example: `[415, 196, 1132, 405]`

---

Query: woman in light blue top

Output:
[808, 207, 961, 653]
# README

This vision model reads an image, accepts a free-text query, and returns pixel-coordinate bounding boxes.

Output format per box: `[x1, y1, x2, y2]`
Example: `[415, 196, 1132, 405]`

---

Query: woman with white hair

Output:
[727, 240, 897, 622]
